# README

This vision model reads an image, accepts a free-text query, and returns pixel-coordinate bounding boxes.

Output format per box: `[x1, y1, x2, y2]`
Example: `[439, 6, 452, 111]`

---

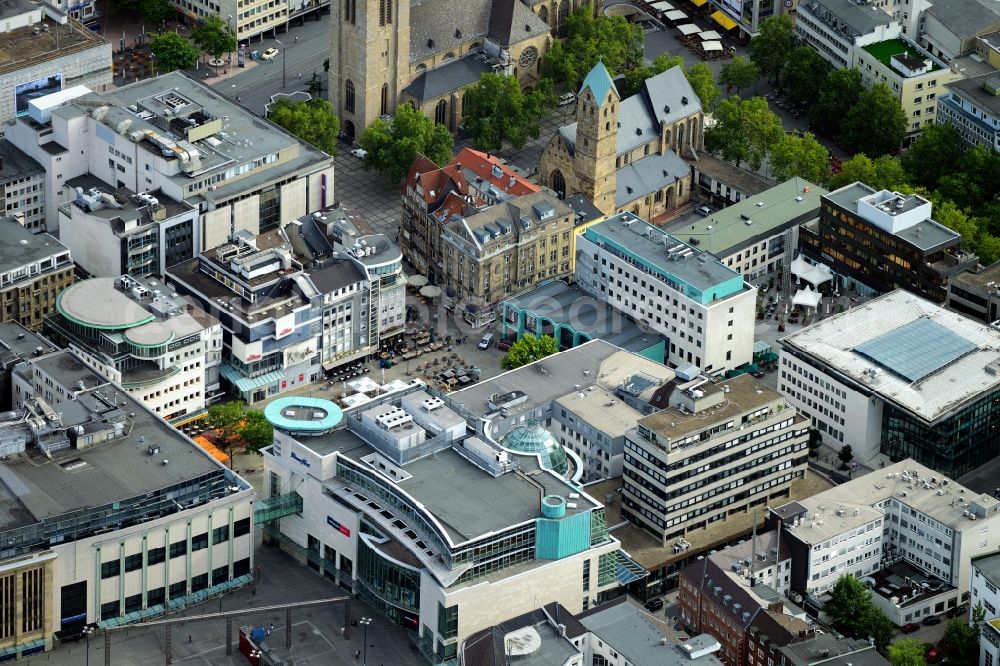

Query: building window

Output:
[147, 547, 166, 565]
[124, 553, 143, 573]
[435, 99, 448, 125]
[234, 518, 251, 538]
[438, 603, 459, 639]
[212, 525, 230, 545]
[345, 80, 356, 114]
[379, 0, 391, 25]
[101, 560, 120, 579]
[192, 533, 209, 552]
[169, 540, 187, 559]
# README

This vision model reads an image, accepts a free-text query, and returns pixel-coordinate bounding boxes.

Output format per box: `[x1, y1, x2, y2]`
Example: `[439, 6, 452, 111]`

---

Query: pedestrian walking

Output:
[294, 36, 298, 43]
[188, 635, 192, 643]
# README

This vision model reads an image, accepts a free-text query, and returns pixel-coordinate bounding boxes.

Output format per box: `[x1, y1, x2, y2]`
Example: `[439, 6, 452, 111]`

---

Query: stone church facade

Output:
[538, 62, 704, 221]
[329, 0, 595, 139]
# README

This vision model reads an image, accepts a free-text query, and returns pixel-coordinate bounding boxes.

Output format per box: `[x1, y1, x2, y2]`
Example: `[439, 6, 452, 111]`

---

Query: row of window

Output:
[100, 521, 247, 579]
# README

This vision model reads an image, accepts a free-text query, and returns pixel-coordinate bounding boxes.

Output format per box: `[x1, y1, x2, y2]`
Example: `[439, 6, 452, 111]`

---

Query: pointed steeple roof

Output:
[578, 59, 618, 104]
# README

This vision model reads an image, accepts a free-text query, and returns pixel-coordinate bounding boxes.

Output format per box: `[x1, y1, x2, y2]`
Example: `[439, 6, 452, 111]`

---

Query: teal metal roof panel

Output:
[853, 318, 977, 383]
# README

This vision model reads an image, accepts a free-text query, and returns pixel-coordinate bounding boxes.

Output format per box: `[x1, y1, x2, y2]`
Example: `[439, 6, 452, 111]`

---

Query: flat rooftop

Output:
[0, 13, 108, 76]
[0, 138, 43, 181]
[0, 350, 237, 531]
[579, 599, 723, 666]
[0, 321, 55, 360]
[779, 459, 998, 532]
[802, 0, 897, 35]
[783, 496, 885, 543]
[780, 290, 1000, 422]
[663, 178, 826, 256]
[45, 72, 330, 204]
[692, 153, 774, 198]
[503, 280, 667, 354]
[826, 182, 959, 252]
[584, 213, 746, 300]
[863, 39, 940, 71]
[453, 339, 674, 425]
[0, 216, 68, 274]
[638, 374, 787, 443]
[869, 560, 953, 608]
[947, 73, 1000, 116]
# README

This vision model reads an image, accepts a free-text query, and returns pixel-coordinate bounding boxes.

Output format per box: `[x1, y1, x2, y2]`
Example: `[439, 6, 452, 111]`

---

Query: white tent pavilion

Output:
[702, 40, 724, 51]
[792, 286, 823, 309]
[341, 393, 371, 409]
[347, 377, 381, 394]
[667, 9, 689, 21]
[676, 23, 700, 35]
[651, 0, 675, 10]
[699, 30, 722, 40]
[790, 255, 834, 287]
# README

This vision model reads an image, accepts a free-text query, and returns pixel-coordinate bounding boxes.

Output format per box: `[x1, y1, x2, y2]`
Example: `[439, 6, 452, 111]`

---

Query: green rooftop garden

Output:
[863, 39, 941, 72]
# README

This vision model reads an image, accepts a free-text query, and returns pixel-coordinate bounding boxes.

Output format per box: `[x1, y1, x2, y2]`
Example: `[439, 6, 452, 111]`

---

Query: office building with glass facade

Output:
[259, 382, 645, 662]
[799, 182, 977, 303]
[0, 346, 253, 660]
[779, 289, 1000, 476]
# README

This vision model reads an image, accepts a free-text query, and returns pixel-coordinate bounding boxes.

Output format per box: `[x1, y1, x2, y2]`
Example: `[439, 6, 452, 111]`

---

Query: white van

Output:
[478, 333, 494, 350]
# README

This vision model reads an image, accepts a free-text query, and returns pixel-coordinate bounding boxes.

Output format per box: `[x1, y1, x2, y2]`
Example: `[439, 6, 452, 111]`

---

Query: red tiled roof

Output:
[450, 147, 538, 197]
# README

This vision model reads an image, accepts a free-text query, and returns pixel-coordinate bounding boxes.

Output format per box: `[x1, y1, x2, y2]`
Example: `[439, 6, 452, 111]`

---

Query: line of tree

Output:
[823, 575, 895, 651]
[150, 32, 200, 73]
[748, 16, 907, 157]
[500, 334, 559, 370]
[206, 401, 273, 467]
[461, 74, 556, 152]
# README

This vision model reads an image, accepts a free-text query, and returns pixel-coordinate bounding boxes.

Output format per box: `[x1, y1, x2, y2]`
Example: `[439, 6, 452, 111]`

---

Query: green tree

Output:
[887, 639, 926, 666]
[359, 103, 453, 182]
[829, 154, 910, 191]
[150, 32, 200, 73]
[705, 96, 784, 171]
[500, 333, 559, 370]
[901, 123, 964, 190]
[838, 444, 853, 469]
[235, 410, 273, 456]
[809, 68, 863, 139]
[110, 0, 140, 17]
[748, 15, 795, 84]
[719, 56, 760, 95]
[268, 98, 340, 155]
[936, 146, 1000, 214]
[139, 0, 174, 25]
[768, 132, 830, 184]
[931, 197, 980, 252]
[780, 47, 831, 106]
[461, 73, 555, 151]
[191, 15, 236, 64]
[685, 63, 721, 112]
[825, 576, 895, 650]
[207, 400, 245, 468]
[841, 83, 907, 157]
[620, 53, 683, 97]
[940, 618, 978, 665]
[541, 8, 644, 89]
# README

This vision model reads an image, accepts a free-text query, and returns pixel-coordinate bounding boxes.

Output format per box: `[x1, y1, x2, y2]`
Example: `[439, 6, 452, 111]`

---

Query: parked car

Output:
[901, 623, 920, 634]
[261, 47, 279, 61]
[923, 615, 942, 626]
[478, 333, 494, 350]
[695, 205, 712, 216]
[946, 605, 967, 619]
[643, 598, 664, 612]
[350, 148, 368, 159]
[558, 92, 577, 106]
[926, 646, 941, 663]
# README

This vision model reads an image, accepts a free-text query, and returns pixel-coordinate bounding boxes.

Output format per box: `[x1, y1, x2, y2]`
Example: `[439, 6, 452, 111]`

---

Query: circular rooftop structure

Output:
[264, 396, 343, 434]
[501, 420, 569, 476]
[57, 278, 155, 330]
[124, 321, 175, 347]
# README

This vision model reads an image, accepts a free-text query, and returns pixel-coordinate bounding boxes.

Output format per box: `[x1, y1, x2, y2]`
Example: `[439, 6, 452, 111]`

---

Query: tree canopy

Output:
[808, 68, 864, 139]
[206, 401, 272, 466]
[748, 15, 795, 83]
[620, 53, 683, 98]
[268, 98, 340, 156]
[359, 103, 453, 182]
[769, 132, 830, 184]
[685, 63, 721, 112]
[150, 33, 200, 73]
[887, 639, 925, 666]
[541, 8, 644, 90]
[191, 16, 236, 61]
[780, 47, 831, 107]
[829, 154, 910, 191]
[824, 575, 895, 650]
[705, 96, 783, 171]
[461, 74, 555, 151]
[719, 56, 760, 95]
[900, 123, 964, 190]
[500, 334, 559, 370]
[139, 0, 175, 25]
[841, 83, 907, 157]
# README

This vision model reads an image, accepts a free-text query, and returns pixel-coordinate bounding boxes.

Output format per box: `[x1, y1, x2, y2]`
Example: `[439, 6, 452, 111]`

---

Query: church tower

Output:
[329, 0, 410, 140]
[573, 61, 619, 216]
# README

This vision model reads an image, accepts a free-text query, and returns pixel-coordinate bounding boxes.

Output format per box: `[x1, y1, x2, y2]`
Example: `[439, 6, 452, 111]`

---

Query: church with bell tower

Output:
[538, 60, 704, 221]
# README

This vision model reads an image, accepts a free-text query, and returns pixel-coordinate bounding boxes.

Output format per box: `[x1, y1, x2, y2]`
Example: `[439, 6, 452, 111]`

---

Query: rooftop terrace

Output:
[863, 39, 941, 72]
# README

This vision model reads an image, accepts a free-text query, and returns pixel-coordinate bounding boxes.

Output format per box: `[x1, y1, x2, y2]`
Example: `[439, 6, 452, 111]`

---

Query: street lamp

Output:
[226, 15, 234, 66]
[82, 625, 95, 666]
[359, 617, 372, 666]
[274, 38, 287, 88]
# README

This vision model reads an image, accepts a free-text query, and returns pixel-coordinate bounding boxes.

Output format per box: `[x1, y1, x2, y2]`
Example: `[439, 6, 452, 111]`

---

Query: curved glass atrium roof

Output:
[502, 420, 569, 476]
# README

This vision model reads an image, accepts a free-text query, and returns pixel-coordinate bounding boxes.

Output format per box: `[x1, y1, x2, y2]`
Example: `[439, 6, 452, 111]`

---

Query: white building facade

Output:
[575, 213, 756, 375]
